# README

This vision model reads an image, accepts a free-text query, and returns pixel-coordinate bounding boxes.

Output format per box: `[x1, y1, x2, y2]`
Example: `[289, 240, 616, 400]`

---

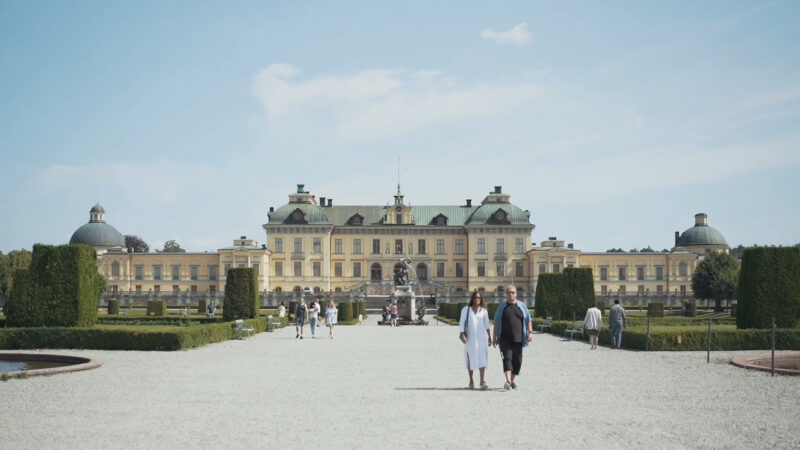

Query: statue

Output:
[393, 258, 411, 286]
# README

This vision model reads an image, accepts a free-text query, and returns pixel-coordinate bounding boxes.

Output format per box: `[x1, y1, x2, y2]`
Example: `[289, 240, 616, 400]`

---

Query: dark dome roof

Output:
[90, 204, 105, 213]
[676, 214, 728, 247]
[70, 222, 125, 248]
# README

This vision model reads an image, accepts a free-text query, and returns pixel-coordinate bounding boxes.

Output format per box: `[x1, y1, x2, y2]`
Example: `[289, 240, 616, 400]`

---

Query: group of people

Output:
[277, 299, 338, 339]
[458, 285, 629, 390]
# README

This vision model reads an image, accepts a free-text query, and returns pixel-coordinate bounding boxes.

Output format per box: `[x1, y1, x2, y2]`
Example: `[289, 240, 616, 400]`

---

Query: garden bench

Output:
[537, 316, 553, 333]
[233, 319, 255, 339]
[564, 320, 585, 340]
[266, 315, 281, 332]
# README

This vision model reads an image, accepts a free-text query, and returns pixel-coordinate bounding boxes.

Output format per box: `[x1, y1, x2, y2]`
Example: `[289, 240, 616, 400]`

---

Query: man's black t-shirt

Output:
[501, 302, 524, 343]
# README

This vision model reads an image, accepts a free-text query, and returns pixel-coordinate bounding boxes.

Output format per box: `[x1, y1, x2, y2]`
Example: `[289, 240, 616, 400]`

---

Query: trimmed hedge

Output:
[6, 244, 101, 328]
[487, 303, 499, 321]
[338, 302, 354, 321]
[562, 267, 595, 320]
[223, 268, 259, 321]
[108, 299, 120, 315]
[198, 299, 208, 315]
[647, 303, 664, 318]
[684, 302, 696, 317]
[535, 273, 563, 319]
[146, 301, 167, 316]
[0, 318, 268, 351]
[737, 247, 800, 329]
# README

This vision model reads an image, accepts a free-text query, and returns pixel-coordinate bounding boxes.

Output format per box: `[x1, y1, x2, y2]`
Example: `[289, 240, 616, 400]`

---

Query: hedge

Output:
[198, 299, 208, 315]
[338, 302, 354, 321]
[146, 300, 167, 316]
[684, 302, 696, 317]
[737, 247, 800, 329]
[108, 299, 120, 315]
[0, 319, 267, 351]
[6, 244, 101, 328]
[223, 268, 259, 321]
[647, 303, 664, 318]
[562, 267, 595, 320]
[535, 273, 563, 319]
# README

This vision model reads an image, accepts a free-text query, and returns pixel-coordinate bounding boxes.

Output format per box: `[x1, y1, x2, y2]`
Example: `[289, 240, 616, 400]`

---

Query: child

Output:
[325, 301, 337, 339]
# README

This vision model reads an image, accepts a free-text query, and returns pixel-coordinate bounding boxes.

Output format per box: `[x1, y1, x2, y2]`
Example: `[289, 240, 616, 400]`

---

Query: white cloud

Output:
[480, 22, 532, 46]
[252, 63, 542, 143]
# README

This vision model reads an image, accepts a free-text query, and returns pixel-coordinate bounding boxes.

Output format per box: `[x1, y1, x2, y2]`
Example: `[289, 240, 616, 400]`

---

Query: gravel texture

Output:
[1, 317, 798, 449]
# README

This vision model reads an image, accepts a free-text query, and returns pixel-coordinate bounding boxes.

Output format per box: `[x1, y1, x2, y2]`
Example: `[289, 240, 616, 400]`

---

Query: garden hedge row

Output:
[146, 300, 167, 316]
[737, 247, 800, 329]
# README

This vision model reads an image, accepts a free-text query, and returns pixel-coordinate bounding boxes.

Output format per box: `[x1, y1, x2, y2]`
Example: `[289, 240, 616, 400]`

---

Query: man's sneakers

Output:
[504, 381, 518, 390]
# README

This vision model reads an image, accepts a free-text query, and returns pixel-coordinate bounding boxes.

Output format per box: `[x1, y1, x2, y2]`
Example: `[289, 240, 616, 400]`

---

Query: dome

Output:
[466, 203, 530, 225]
[69, 204, 125, 249]
[268, 203, 330, 225]
[675, 213, 728, 247]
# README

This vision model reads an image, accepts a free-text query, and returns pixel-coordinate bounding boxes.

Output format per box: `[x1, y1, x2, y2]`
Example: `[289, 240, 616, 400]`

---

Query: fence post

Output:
[646, 316, 651, 351]
[771, 317, 776, 376]
[707, 315, 712, 363]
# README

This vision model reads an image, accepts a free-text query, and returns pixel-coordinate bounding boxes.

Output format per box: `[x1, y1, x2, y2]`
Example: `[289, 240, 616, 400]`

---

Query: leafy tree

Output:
[124, 235, 150, 253]
[158, 240, 185, 253]
[0, 249, 32, 298]
[691, 251, 740, 312]
[640, 246, 655, 252]
[606, 248, 625, 253]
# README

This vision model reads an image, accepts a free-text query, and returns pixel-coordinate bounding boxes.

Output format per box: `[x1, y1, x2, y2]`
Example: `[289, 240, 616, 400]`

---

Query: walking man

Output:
[492, 285, 533, 390]
[609, 299, 627, 349]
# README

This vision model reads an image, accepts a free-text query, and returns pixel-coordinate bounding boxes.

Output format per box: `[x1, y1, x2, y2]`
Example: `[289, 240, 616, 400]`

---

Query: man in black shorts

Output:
[492, 285, 533, 390]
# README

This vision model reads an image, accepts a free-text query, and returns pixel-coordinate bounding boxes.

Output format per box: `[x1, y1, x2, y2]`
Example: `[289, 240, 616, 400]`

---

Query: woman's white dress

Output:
[459, 306, 490, 370]
[325, 307, 337, 325]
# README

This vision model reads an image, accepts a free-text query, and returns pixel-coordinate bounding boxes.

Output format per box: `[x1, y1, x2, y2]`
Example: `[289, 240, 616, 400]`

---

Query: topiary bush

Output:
[647, 303, 664, 318]
[198, 299, 208, 315]
[684, 302, 696, 317]
[562, 267, 595, 320]
[535, 273, 564, 319]
[223, 268, 259, 321]
[5, 244, 101, 328]
[737, 247, 800, 329]
[146, 300, 167, 316]
[108, 299, 120, 315]
[338, 302, 354, 321]
[487, 303, 498, 320]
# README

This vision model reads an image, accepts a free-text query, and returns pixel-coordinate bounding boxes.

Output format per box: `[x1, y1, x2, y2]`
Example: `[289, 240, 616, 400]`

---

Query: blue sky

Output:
[1, 1, 798, 253]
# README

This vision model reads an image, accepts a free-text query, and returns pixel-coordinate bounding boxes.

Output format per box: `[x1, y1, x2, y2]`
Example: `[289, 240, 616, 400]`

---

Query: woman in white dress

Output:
[459, 291, 491, 389]
[325, 300, 338, 339]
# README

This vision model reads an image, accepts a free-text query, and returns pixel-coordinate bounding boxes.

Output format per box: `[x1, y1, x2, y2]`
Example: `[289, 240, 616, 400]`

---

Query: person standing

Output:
[459, 291, 491, 389]
[390, 302, 399, 327]
[325, 300, 337, 339]
[309, 299, 320, 338]
[583, 302, 603, 350]
[609, 299, 627, 349]
[295, 298, 308, 339]
[277, 301, 286, 318]
[492, 285, 533, 390]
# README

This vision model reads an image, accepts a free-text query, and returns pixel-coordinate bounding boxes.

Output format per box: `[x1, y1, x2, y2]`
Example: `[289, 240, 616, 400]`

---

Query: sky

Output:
[1, 1, 798, 254]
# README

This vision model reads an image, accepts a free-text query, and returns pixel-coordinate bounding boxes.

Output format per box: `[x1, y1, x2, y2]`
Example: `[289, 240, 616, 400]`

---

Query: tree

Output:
[158, 240, 185, 253]
[124, 235, 149, 253]
[640, 246, 655, 252]
[606, 248, 625, 253]
[691, 251, 740, 312]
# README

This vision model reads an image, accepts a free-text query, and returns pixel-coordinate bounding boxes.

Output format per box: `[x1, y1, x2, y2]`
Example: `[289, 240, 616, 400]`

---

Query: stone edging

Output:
[0, 354, 103, 378]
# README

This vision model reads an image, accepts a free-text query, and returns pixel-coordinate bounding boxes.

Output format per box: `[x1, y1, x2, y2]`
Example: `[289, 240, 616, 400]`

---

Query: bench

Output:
[233, 319, 255, 339]
[564, 320, 585, 340]
[266, 315, 281, 332]
[537, 316, 553, 333]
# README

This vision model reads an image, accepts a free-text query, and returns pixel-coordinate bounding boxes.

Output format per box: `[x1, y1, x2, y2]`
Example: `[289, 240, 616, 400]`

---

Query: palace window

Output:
[111, 261, 120, 277]
[418, 239, 426, 255]
[455, 239, 464, 255]
[656, 267, 664, 281]
[539, 264, 546, 274]
[294, 262, 302, 276]
[313, 262, 321, 277]
[135, 266, 143, 281]
[334, 262, 342, 277]
[436, 239, 445, 255]
[353, 239, 362, 254]
[553, 263, 560, 274]
[416, 263, 428, 281]
[600, 267, 608, 281]
[275, 238, 283, 253]
[275, 262, 283, 276]
[637, 267, 645, 281]
[618, 267, 627, 281]
[455, 262, 464, 278]
[353, 262, 362, 278]
[477, 238, 486, 254]
[437, 262, 445, 278]
[172, 265, 180, 280]
[372, 239, 380, 254]
[496, 239, 505, 254]
[335, 239, 342, 254]
[395, 239, 403, 254]
[313, 238, 321, 253]
[515, 261, 524, 278]
[496, 262, 505, 277]
[679, 262, 688, 277]
[515, 238, 524, 254]
[294, 238, 302, 253]
[477, 262, 486, 277]
[190, 266, 199, 281]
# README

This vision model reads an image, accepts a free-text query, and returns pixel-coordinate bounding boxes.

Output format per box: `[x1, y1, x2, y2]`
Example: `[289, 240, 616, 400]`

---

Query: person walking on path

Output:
[295, 298, 308, 339]
[325, 300, 337, 339]
[609, 299, 627, 349]
[492, 285, 533, 390]
[308, 299, 320, 338]
[583, 302, 603, 350]
[390, 302, 399, 327]
[459, 291, 491, 389]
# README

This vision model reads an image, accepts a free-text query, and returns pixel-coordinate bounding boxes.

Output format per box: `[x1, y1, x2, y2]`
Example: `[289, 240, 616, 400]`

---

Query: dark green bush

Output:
[647, 303, 664, 318]
[487, 303, 498, 320]
[562, 268, 595, 320]
[146, 301, 167, 316]
[684, 302, 696, 317]
[737, 247, 800, 329]
[6, 244, 101, 328]
[596, 301, 606, 316]
[108, 300, 120, 315]
[198, 299, 208, 315]
[223, 268, 259, 321]
[535, 273, 564, 319]
[338, 302, 354, 321]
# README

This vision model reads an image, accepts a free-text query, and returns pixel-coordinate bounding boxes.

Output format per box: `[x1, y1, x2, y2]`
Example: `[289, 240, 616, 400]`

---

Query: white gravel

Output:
[1, 317, 798, 449]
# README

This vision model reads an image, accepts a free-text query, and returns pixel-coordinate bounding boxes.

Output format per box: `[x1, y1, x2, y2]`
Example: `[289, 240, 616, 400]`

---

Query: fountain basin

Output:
[730, 352, 800, 376]
[0, 353, 102, 378]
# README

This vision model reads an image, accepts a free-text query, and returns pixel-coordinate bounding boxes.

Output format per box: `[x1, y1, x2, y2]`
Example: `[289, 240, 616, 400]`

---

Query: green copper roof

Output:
[676, 225, 728, 246]
[69, 222, 124, 247]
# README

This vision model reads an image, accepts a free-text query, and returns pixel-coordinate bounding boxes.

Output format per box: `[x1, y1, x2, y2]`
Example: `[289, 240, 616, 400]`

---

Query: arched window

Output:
[314, 287, 321, 293]
[416, 263, 427, 281]
[477, 287, 485, 292]
[371, 263, 382, 282]
[111, 261, 120, 277]
[334, 287, 342, 292]
[274, 287, 282, 293]
[293, 286, 302, 292]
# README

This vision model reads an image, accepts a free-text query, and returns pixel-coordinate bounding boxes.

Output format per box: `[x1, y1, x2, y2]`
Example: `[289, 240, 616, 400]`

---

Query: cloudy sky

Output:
[1, 1, 798, 253]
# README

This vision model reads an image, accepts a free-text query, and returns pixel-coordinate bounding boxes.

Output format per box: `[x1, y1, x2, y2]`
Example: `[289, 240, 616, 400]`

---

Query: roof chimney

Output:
[494, 186, 502, 194]
[319, 197, 326, 207]
[694, 213, 708, 226]
[297, 184, 305, 193]
[466, 199, 472, 207]
[327, 199, 333, 207]
[568, 243, 573, 249]
[240, 236, 246, 239]
[675, 231, 680, 246]
[269, 206, 274, 212]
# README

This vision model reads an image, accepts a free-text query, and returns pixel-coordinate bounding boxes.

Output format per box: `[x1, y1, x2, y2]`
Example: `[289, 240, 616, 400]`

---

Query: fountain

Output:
[0, 354, 102, 379]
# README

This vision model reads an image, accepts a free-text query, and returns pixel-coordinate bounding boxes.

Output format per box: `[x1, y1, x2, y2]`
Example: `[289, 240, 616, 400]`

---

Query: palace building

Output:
[72, 185, 730, 305]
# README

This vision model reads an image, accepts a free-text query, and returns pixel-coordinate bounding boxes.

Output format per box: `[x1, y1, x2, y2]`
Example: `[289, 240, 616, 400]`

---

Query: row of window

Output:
[600, 285, 687, 295]
[108, 285, 216, 294]
[273, 261, 526, 279]
[115, 262, 258, 281]
[273, 237, 526, 255]
[598, 264, 687, 281]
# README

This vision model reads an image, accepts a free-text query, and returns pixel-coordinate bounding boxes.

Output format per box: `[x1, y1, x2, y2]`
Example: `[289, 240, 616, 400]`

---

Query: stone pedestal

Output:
[394, 285, 416, 321]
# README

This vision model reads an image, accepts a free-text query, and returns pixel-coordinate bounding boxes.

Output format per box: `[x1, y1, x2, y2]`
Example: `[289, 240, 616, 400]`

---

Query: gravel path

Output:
[2, 317, 798, 449]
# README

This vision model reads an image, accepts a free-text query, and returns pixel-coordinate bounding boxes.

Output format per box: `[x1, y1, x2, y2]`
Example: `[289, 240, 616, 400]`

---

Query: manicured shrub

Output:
[647, 303, 664, 318]
[198, 299, 208, 315]
[562, 268, 595, 320]
[487, 303, 498, 320]
[737, 247, 800, 329]
[146, 301, 167, 316]
[684, 302, 696, 317]
[338, 302, 354, 321]
[223, 268, 259, 321]
[108, 300, 120, 315]
[455, 303, 467, 320]
[5, 244, 101, 328]
[535, 273, 564, 319]
[596, 301, 606, 316]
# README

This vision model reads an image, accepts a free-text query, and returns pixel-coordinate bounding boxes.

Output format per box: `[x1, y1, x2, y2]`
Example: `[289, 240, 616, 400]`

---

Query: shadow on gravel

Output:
[394, 387, 507, 392]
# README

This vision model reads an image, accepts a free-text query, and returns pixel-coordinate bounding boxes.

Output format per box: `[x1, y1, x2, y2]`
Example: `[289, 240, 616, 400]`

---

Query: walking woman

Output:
[459, 291, 491, 389]
[584, 302, 603, 349]
[325, 300, 338, 339]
